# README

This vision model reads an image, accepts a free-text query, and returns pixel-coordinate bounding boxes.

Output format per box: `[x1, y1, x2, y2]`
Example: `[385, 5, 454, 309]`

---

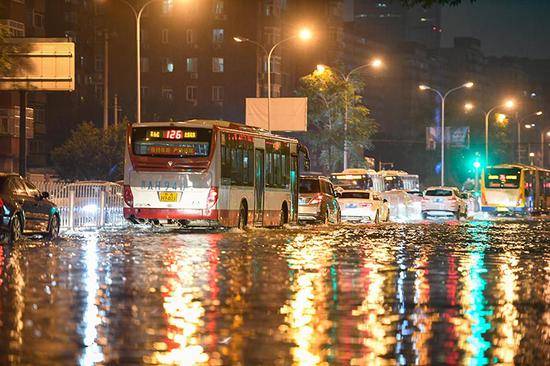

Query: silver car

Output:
[298, 176, 341, 224]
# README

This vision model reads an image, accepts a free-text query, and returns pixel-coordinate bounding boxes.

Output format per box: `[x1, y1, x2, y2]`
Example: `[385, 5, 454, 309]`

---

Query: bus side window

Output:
[266, 151, 272, 187]
[221, 145, 231, 182]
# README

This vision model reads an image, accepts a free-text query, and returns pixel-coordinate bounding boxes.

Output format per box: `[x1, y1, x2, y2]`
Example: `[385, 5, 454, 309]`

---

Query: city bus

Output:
[379, 170, 420, 191]
[481, 163, 550, 215]
[330, 169, 384, 192]
[123, 120, 309, 228]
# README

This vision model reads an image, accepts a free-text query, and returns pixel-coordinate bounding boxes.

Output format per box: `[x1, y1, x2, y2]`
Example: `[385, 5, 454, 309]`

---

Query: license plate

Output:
[159, 192, 178, 202]
[496, 206, 508, 212]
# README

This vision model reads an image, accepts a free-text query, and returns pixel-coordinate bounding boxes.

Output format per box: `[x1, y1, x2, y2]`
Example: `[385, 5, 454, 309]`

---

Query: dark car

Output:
[0, 173, 60, 242]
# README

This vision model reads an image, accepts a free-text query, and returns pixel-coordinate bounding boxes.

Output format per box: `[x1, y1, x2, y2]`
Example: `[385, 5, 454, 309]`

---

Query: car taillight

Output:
[207, 186, 218, 209]
[123, 185, 134, 207]
[309, 194, 323, 205]
[0, 197, 3, 212]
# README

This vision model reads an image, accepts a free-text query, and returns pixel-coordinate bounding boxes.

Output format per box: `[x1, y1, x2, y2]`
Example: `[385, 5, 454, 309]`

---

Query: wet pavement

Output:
[0, 219, 549, 365]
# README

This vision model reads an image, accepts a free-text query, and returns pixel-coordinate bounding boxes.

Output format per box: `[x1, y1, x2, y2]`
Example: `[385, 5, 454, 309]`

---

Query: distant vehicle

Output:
[379, 170, 420, 192]
[421, 186, 467, 219]
[381, 189, 414, 221]
[298, 175, 341, 224]
[123, 120, 310, 228]
[330, 169, 384, 192]
[481, 164, 550, 215]
[337, 190, 390, 223]
[0, 173, 60, 242]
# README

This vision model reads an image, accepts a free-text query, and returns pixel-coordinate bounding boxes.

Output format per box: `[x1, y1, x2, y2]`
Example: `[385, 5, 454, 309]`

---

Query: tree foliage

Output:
[398, 0, 476, 7]
[296, 67, 377, 173]
[0, 26, 16, 76]
[51, 122, 126, 181]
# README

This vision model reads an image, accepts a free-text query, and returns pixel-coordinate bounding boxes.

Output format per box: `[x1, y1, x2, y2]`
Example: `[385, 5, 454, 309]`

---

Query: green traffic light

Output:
[473, 161, 481, 169]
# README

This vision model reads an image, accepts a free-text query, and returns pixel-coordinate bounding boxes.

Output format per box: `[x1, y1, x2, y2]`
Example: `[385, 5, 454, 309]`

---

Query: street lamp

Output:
[315, 59, 384, 169]
[464, 99, 516, 167]
[234, 27, 313, 131]
[516, 110, 543, 162]
[104, 0, 180, 124]
[419, 81, 474, 186]
[542, 129, 550, 168]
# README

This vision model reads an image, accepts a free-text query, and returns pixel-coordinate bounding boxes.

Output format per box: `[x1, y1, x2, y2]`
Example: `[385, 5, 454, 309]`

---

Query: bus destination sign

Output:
[147, 129, 197, 140]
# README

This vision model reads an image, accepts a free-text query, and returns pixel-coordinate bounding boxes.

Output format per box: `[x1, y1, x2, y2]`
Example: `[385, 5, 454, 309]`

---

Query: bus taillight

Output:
[123, 185, 134, 207]
[207, 186, 219, 209]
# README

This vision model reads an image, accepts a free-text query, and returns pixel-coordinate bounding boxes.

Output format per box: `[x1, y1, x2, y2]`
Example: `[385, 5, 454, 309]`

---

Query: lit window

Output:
[186, 29, 195, 44]
[161, 29, 169, 44]
[186, 86, 198, 102]
[212, 28, 224, 43]
[213, 0, 224, 15]
[162, 88, 174, 101]
[186, 57, 198, 73]
[212, 57, 224, 73]
[33, 11, 44, 28]
[162, 0, 173, 14]
[140, 57, 150, 72]
[212, 86, 224, 102]
[163, 58, 174, 73]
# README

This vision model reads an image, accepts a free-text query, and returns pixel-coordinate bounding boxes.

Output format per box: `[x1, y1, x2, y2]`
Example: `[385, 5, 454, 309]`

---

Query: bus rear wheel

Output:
[238, 202, 248, 229]
[279, 203, 289, 227]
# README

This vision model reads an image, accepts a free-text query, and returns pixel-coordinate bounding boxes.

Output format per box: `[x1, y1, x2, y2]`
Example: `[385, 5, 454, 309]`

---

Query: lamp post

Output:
[473, 160, 481, 192]
[464, 99, 515, 167]
[315, 59, 383, 170]
[419, 82, 474, 186]
[110, 0, 166, 124]
[234, 28, 312, 132]
[542, 129, 550, 168]
[516, 111, 542, 163]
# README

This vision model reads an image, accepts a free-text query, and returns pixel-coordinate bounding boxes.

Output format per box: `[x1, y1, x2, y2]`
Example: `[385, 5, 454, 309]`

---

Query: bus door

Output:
[254, 148, 265, 226]
[290, 154, 299, 222]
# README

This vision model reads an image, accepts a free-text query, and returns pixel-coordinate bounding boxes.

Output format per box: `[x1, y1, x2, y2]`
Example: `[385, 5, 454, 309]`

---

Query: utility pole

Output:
[114, 94, 119, 127]
[103, 31, 109, 131]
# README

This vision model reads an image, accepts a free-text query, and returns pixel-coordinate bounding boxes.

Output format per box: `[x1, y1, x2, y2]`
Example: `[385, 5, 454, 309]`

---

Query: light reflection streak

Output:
[411, 254, 433, 366]
[7, 246, 24, 364]
[281, 234, 332, 366]
[79, 234, 104, 366]
[147, 236, 210, 365]
[458, 236, 492, 366]
[352, 243, 394, 366]
[492, 253, 521, 363]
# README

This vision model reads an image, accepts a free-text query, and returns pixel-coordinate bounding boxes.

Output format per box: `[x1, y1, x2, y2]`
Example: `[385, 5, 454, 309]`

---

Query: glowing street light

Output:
[418, 81, 474, 185]
[516, 110, 543, 163]
[234, 27, 313, 131]
[314, 58, 384, 169]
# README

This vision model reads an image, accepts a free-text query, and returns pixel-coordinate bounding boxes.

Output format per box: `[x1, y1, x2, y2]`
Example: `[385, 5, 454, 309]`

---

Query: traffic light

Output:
[473, 161, 481, 169]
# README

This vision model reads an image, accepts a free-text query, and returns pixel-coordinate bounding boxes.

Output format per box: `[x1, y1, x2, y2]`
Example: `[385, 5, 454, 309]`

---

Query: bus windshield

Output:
[330, 175, 372, 190]
[132, 127, 212, 158]
[485, 168, 521, 189]
[384, 176, 404, 190]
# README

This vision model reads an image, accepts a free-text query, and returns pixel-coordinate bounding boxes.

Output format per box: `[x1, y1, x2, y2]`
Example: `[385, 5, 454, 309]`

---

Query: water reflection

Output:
[79, 234, 104, 365]
[0, 221, 548, 365]
[281, 233, 332, 365]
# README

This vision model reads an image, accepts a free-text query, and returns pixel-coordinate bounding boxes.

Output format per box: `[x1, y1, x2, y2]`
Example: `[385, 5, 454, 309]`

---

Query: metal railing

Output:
[32, 181, 126, 229]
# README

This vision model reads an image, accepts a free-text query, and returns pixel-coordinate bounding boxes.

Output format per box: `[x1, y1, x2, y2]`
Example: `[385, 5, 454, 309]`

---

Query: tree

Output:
[399, 0, 476, 6]
[296, 67, 377, 173]
[0, 25, 17, 76]
[51, 122, 126, 181]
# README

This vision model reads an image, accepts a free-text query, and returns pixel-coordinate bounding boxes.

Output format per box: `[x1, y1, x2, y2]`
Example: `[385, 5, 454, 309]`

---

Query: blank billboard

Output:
[0, 38, 75, 91]
[246, 97, 307, 131]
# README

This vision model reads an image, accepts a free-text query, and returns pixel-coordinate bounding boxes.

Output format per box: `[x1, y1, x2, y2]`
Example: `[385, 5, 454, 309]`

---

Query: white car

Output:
[337, 190, 390, 223]
[421, 186, 467, 219]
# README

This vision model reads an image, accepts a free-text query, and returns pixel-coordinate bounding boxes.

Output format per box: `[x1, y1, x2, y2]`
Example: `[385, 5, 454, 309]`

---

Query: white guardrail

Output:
[31, 181, 126, 229]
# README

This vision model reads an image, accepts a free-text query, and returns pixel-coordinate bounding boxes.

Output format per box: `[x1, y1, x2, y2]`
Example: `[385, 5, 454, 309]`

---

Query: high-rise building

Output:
[0, 0, 47, 172]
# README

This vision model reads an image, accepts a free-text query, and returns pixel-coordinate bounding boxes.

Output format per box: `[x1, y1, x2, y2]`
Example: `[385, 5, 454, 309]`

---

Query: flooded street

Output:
[0, 219, 549, 365]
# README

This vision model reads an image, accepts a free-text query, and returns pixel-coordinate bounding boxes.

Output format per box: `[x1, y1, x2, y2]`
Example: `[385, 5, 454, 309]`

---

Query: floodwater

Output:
[0, 219, 549, 365]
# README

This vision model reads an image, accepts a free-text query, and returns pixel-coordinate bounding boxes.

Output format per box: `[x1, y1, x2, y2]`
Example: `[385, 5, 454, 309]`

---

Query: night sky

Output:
[441, 0, 550, 59]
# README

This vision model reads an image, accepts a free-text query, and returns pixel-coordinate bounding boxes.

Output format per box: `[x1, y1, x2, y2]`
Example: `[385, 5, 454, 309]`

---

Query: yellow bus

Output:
[481, 163, 550, 215]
